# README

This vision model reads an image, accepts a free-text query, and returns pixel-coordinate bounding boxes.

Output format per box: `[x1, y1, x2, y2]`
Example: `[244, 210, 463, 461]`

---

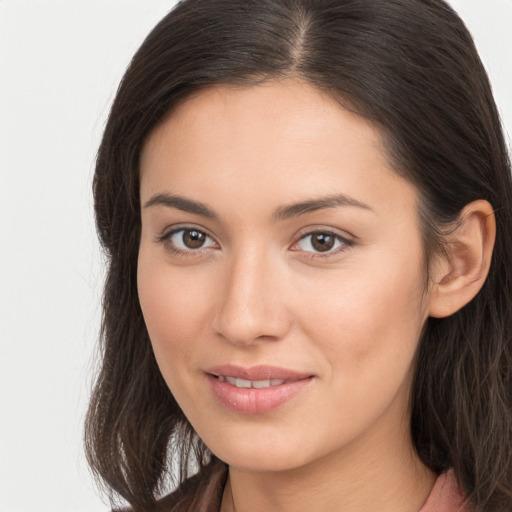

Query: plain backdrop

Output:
[0, 1, 510, 511]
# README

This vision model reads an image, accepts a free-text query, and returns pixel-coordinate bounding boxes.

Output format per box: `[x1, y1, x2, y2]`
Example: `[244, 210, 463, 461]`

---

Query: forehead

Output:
[143, 79, 384, 159]
[139, 78, 417, 219]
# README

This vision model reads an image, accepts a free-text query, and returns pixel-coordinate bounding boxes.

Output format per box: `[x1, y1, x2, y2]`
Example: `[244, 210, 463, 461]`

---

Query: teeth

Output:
[252, 379, 271, 388]
[235, 378, 252, 388]
[218, 376, 286, 388]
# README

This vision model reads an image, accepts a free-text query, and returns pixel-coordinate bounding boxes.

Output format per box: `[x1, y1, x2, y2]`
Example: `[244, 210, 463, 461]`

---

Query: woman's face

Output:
[138, 79, 433, 472]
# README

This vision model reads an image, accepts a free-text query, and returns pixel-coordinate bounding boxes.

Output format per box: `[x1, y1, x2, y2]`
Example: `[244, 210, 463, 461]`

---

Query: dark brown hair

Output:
[86, 1, 512, 510]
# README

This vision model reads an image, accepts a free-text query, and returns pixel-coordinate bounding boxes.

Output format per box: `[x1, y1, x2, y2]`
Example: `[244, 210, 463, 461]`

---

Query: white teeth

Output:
[252, 379, 271, 388]
[218, 376, 286, 388]
[235, 378, 252, 388]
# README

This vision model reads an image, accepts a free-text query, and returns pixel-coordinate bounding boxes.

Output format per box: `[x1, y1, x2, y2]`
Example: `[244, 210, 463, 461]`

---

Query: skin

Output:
[137, 78, 489, 512]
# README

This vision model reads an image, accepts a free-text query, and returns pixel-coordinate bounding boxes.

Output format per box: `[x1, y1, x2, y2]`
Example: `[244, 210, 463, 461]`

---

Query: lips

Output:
[207, 364, 312, 381]
[206, 364, 315, 414]
[218, 375, 286, 388]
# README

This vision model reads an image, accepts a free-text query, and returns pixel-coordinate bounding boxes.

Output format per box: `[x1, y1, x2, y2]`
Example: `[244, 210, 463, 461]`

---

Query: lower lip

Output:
[206, 374, 314, 414]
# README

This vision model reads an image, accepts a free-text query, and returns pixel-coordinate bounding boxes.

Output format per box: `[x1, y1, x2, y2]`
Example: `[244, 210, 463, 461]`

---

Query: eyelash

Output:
[155, 226, 354, 259]
[292, 230, 354, 259]
[156, 227, 218, 258]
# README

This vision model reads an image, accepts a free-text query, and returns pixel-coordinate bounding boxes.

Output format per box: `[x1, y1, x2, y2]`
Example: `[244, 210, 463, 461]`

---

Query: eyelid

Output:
[293, 225, 355, 243]
[154, 223, 355, 259]
[155, 224, 219, 255]
[289, 226, 355, 257]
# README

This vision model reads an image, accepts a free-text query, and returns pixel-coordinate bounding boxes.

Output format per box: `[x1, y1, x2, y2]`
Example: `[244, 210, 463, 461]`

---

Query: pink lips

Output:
[206, 364, 314, 414]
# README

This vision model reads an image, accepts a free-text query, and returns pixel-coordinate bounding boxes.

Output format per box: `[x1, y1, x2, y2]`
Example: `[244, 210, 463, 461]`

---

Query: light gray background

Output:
[0, 1, 510, 511]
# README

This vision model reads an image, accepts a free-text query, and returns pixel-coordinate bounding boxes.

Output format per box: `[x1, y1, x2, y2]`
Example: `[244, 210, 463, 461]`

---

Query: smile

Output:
[217, 376, 286, 388]
[206, 365, 315, 414]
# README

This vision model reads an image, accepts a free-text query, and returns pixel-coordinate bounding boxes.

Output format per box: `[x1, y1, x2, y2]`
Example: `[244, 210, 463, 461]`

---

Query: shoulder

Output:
[419, 470, 471, 512]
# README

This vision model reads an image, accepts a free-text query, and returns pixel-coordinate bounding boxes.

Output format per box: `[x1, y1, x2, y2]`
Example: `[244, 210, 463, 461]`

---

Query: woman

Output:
[85, 0, 512, 511]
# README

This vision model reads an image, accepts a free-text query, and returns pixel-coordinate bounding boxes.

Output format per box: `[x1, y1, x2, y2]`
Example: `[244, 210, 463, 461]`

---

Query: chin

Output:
[213, 445, 310, 473]
[199, 424, 330, 474]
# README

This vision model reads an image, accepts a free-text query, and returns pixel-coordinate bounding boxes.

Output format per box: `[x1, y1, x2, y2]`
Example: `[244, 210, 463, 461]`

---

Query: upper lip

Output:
[206, 364, 313, 381]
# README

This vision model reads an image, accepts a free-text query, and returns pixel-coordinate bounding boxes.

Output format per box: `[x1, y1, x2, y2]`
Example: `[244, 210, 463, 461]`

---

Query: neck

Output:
[220, 406, 436, 512]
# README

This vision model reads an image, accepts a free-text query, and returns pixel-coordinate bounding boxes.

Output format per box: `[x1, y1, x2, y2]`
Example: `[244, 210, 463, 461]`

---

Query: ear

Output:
[428, 199, 496, 318]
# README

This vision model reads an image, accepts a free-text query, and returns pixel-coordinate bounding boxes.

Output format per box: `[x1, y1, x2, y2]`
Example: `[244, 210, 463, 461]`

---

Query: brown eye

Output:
[295, 231, 348, 254]
[311, 233, 335, 252]
[162, 228, 217, 254]
[182, 229, 206, 249]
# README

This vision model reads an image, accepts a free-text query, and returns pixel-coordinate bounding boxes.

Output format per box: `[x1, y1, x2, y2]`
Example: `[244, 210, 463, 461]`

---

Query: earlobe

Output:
[428, 200, 496, 318]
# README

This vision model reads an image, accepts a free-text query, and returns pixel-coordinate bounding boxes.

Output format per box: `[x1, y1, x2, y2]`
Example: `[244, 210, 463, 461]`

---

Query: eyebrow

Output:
[272, 194, 372, 221]
[143, 192, 372, 221]
[144, 193, 219, 220]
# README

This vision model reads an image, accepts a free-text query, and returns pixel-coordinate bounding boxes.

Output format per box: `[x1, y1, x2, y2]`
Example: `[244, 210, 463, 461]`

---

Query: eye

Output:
[293, 231, 352, 255]
[158, 227, 217, 255]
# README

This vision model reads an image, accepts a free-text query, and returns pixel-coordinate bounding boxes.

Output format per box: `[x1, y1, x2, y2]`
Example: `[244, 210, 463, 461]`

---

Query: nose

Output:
[212, 248, 292, 347]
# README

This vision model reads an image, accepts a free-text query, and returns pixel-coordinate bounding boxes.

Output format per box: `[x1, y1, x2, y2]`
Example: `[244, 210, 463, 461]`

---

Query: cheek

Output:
[137, 257, 216, 418]
[137, 250, 210, 373]
[296, 252, 428, 382]
[288, 258, 428, 446]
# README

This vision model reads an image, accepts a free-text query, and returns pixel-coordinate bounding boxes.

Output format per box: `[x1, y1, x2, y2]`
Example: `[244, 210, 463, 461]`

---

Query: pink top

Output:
[419, 470, 470, 512]
[155, 463, 471, 511]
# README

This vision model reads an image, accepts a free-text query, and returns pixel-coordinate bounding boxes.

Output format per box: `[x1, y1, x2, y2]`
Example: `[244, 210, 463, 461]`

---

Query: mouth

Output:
[216, 376, 288, 388]
[205, 365, 315, 414]
[206, 364, 313, 381]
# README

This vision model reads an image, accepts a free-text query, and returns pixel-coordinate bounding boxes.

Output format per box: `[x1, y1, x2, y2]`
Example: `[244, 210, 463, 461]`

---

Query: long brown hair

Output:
[85, 1, 512, 510]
